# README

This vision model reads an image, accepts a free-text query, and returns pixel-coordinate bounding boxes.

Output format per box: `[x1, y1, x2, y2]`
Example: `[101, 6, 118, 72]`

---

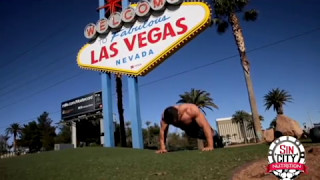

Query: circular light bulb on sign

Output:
[96, 18, 109, 34]
[84, 23, 97, 39]
[108, 12, 122, 29]
[150, 0, 166, 11]
[135, 1, 151, 17]
[121, 7, 136, 23]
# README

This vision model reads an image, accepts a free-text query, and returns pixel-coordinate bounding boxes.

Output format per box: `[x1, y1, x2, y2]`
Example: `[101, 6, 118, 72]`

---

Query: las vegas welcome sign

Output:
[77, 1, 211, 76]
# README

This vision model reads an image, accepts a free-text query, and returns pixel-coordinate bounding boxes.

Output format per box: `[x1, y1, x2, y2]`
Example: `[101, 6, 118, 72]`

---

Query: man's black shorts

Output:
[185, 127, 224, 148]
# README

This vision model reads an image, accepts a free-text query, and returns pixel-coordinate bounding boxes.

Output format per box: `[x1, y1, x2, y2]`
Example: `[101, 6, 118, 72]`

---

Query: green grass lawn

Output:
[0, 144, 269, 180]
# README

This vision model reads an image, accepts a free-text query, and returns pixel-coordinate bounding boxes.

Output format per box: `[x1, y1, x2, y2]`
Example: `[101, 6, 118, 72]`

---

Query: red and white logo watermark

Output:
[267, 136, 308, 180]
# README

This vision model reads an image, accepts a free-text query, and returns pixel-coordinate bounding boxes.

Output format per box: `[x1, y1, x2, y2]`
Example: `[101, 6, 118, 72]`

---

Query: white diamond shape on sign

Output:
[77, 2, 211, 76]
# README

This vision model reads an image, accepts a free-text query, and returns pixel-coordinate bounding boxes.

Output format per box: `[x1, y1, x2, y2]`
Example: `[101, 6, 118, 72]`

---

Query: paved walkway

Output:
[225, 142, 265, 148]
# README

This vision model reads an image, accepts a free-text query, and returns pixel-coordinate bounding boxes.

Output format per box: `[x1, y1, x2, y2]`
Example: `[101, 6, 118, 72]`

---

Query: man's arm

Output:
[156, 119, 169, 153]
[194, 110, 214, 151]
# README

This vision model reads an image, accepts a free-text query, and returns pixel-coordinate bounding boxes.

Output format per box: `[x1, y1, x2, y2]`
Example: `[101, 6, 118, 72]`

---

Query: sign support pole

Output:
[71, 121, 77, 148]
[122, 0, 143, 149]
[128, 76, 143, 149]
[99, 0, 114, 147]
[101, 74, 115, 147]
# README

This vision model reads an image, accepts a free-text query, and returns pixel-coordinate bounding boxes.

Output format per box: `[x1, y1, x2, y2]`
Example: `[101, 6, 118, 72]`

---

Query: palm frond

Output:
[231, 110, 251, 124]
[213, 0, 249, 16]
[217, 20, 229, 33]
[264, 88, 293, 114]
[269, 117, 277, 129]
[5, 123, 21, 136]
[244, 9, 258, 21]
[177, 88, 218, 114]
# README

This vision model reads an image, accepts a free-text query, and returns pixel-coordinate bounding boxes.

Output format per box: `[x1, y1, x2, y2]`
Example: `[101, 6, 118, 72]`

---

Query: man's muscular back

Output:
[173, 103, 201, 127]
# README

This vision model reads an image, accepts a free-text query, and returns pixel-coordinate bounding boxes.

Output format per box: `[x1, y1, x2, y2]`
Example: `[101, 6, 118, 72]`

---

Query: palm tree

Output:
[0, 134, 10, 154]
[5, 123, 21, 152]
[212, 0, 262, 142]
[177, 88, 218, 149]
[246, 115, 264, 130]
[232, 133, 237, 141]
[226, 134, 231, 140]
[115, 74, 126, 147]
[264, 88, 293, 115]
[145, 121, 151, 145]
[269, 117, 277, 129]
[232, 111, 251, 144]
[125, 121, 131, 128]
[246, 115, 263, 142]
[124, 121, 132, 146]
[177, 88, 218, 114]
[145, 121, 151, 128]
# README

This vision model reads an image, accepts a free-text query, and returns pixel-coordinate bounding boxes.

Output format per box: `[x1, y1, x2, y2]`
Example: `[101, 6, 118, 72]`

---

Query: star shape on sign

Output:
[97, 0, 122, 17]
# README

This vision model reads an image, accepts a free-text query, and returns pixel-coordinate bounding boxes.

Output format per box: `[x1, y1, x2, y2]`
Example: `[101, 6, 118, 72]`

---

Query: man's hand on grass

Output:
[156, 149, 168, 154]
[202, 146, 214, 152]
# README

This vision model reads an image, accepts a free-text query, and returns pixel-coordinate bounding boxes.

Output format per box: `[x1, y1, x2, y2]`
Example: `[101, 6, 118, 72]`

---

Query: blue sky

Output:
[0, 0, 319, 136]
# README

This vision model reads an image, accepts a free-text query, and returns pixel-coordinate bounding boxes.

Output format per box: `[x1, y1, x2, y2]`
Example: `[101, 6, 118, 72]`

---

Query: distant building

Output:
[216, 117, 255, 143]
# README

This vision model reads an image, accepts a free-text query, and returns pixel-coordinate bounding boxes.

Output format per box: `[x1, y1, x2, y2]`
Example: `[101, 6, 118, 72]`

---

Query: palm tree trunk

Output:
[13, 133, 16, 152]
[229, 12, 263, 142]
[241, 123, 248, 144]
[116, 75, 127, 147]
[277, 106, 284, 115]
[197, 139, 204, 150]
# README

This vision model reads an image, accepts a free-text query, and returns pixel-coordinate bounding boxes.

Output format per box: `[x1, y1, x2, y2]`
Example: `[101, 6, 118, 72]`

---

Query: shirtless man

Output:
[156, 104, 223, 153]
